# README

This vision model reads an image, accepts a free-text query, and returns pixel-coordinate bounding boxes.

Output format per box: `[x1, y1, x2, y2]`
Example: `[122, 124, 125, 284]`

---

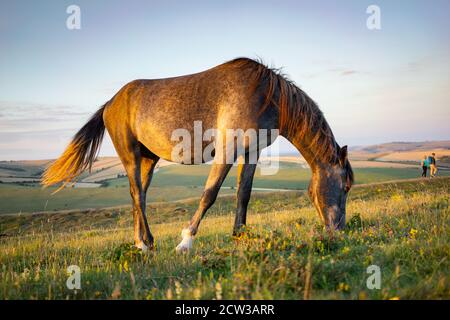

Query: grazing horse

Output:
[42, 58, 353, 252]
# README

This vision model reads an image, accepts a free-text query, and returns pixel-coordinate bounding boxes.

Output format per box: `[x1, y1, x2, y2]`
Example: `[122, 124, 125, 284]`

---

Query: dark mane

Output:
[345, 158, 354, 186]
[226, 57, 339, 164]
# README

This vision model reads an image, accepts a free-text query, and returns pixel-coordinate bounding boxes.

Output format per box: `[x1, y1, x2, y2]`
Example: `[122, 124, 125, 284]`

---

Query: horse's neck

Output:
[271, 80, 338, 169]
[287, 128, 337, 170]
[290, 137, 323, 169]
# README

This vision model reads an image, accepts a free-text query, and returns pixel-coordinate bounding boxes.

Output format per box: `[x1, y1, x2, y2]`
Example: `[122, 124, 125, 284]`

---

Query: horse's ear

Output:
[339, 145, 348, 166]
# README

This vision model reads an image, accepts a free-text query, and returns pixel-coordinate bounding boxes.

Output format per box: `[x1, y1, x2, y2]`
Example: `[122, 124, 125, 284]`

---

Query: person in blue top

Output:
[429, 153, 437, 178]
[421, 155, 429, 177]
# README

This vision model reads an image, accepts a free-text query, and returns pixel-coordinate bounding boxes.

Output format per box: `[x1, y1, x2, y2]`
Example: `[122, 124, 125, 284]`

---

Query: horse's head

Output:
[308, 146, 354, 230]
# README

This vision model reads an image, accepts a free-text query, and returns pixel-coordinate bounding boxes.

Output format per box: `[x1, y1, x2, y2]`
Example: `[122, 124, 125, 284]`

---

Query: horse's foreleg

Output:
[233, 162, 257, 235]
[176, 162, 232, 252]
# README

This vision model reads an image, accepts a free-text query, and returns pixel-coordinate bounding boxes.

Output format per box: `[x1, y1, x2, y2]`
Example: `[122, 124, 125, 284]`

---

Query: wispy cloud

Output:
[0, 101, 90, 119]
[340, 70, 357, 76]
[0, 101, 91, 132]
[327, 67, 361, 76]
[0, 101, 97, 160]
[300, 66, 364, 79]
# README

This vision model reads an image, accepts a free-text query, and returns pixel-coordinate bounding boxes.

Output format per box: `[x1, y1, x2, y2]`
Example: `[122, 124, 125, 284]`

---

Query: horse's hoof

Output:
[175, 243, 190, 253]
[135, 241, 151, 253]
[233, 228, 244, 237]
[176, 228, 193, 253]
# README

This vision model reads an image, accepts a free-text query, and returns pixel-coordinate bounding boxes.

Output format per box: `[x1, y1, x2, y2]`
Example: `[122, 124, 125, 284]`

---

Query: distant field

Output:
[1, 163, 448, 214]
[0, 178, 448, 299]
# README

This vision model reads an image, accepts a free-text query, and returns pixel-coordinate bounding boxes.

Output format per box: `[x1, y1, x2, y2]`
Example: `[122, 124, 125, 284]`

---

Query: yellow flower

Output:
[337, 282, 350, 292]
[175, 281, 183, 299]
[215, 282, 223, 300]
[391, 194, 403, 202]
[166, 288, 173, 300]
[358, 291, 367, 300]
[193, 287, 201, 300]
[389, 296, 400, 300]
[409, 228, 418, 239]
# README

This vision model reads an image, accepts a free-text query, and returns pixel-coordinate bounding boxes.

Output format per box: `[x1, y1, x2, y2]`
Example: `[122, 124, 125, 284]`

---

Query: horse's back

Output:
[104, 62, 267, 162]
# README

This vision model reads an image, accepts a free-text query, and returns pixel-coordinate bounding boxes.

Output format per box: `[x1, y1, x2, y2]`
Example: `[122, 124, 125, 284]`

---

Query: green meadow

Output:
[0, 178, 449, 299]
[1, 162, 444, 214]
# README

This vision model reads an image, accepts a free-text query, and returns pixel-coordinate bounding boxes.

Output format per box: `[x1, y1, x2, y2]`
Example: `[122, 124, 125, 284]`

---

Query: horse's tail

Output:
[41, 103, 107, 192]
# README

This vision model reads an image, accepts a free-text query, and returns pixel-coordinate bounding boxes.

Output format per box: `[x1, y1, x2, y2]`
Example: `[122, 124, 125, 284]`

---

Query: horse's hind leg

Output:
[176, 162, 232, 252]
[112, 138, 157, 251]
[133, 154, 159, 250]
[233, 162, 257, 235]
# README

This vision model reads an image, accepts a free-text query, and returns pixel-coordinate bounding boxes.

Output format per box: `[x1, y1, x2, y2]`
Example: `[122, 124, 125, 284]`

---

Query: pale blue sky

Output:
[0, 0, 449, 160]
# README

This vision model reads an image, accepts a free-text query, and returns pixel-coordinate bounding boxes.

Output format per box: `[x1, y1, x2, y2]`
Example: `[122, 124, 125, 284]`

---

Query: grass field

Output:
[1, 163, 447, 214]
[0, 178, 448, 299]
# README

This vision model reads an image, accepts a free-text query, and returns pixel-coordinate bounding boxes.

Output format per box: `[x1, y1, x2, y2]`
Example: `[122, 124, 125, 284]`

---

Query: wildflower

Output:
[175, 281, 183, 299]
[215, 282, 223, 300]
[193, 287, 201, 300]
[358, 291, 368, 300]
[146, 288, 158, 300]
[337, 282, 350, 292]
[409, 228, 418, 239]
[21, 268, 30, 280]
[166, 288, 173, 300]
[389, 296, 400, 300]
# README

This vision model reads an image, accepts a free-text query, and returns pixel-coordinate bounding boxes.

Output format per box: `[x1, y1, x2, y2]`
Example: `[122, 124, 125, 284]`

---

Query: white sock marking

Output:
[135, 241, 148, 252]
[176, 228, 193, 252]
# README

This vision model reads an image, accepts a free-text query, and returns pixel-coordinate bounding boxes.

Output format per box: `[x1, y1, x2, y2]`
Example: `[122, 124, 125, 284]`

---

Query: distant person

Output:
[421, 155, 429, 177]
[429, 153, 437, 177]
